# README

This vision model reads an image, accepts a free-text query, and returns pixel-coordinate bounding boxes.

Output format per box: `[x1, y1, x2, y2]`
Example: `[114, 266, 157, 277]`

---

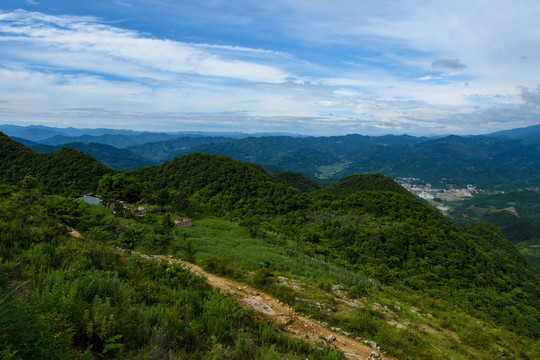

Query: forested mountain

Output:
[344, 135, 540, 189]
[320, 174, 413, 197]
[271, 171, 322, 192]
[449, 190, 540, 273]
[127, 152, 539, 337]
[0, 133, 116, 194]
[172, 134, 425, 168]
[130, 153, 310, 216]
[168, 134, 540, 189]
[38, 133, 181, 148]
[28, 141, 155, 172]
[127, 136, 237, 162]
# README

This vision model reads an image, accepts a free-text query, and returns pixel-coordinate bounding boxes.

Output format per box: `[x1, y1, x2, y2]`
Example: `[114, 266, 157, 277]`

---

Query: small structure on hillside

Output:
[174, 218, 192, 228]
[137, 206, 147, 218]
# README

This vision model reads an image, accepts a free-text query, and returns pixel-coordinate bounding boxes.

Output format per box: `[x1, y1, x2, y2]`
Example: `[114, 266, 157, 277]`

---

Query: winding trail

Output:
[119, 248, 393, 360]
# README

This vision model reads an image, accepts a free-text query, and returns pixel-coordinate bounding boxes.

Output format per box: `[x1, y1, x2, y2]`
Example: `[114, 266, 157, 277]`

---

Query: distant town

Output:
[397, 177, 479, 212]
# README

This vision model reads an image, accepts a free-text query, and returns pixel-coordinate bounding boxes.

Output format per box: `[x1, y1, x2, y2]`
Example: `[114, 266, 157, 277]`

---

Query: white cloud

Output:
[0, 10, 289, 83]
[1, 4, 540, 135]
[278, 1, 540, 85]
[519, 84, 540, 106]
[418, 75, 442, 81]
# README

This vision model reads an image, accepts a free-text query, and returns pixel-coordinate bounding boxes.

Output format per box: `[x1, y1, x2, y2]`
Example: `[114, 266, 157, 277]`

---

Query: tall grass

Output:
[171, 217, 375, 287]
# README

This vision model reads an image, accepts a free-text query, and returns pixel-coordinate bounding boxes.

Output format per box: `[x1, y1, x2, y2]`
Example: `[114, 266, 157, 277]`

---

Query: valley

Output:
[397, 177, 479, 212]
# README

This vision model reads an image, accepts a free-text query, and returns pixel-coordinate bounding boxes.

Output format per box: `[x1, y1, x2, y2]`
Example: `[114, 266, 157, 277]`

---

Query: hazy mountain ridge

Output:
[489, 123, 540, 138]
[39, 133, 181, 148]
[5, 123, 540, 190]
[169, 134, 540, 189]
[126, 136, 237, 162]
[0, 124, 144, 141]
[0, 124, 302, 144]
[29, 142, 155, 172]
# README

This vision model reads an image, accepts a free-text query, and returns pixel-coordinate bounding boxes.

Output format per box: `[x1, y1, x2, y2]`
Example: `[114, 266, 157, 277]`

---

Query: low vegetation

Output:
[0, 185, 345, 359]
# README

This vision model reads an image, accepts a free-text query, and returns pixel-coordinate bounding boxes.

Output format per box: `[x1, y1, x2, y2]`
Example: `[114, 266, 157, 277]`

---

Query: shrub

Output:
[253, 268, 273, 287]
[317, 278, 333, 293]
[348, 283, 367, 299]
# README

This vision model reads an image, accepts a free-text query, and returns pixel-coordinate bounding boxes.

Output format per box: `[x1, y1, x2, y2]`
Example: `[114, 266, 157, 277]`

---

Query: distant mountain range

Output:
[14, 138, 155, 172]
[489, 123, 540, 141]
[3, 123, 540, 190]
[0, 124, 300, 143]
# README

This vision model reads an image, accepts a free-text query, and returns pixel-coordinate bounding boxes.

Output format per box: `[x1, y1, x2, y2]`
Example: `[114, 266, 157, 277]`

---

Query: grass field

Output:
[316, 162, 351, 180]
[171, 217, 370, 286]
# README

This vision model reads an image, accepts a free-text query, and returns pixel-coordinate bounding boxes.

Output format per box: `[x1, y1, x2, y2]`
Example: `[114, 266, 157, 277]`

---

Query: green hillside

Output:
[449, 190, 540, 273]
[0, 186, 344, 360]
[0, 133, 116, 194]
[128, 152, 539, 337]
[271, 171, 322, 193]
[130, 153, 310, 216]
[29, 141, 155, 172]
[320, 174, 412, 197]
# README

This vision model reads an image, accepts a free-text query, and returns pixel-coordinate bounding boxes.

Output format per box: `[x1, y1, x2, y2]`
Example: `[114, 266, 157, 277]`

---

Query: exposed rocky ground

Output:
[113, 246, 394, 360]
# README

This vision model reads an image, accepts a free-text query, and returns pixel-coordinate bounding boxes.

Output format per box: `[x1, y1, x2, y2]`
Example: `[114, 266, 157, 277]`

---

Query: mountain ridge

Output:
[0, 132, 116, 194]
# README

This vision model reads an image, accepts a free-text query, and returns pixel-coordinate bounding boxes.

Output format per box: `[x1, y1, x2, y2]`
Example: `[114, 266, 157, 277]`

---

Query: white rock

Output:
[326, 335, 336, 343]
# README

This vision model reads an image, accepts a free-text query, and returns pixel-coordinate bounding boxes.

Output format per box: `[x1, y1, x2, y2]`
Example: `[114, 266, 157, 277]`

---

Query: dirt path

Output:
[120, 249, 393, 360]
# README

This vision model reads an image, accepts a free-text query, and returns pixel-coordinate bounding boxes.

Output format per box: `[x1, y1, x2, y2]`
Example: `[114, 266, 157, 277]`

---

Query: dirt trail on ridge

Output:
[125, 250, 394, 360]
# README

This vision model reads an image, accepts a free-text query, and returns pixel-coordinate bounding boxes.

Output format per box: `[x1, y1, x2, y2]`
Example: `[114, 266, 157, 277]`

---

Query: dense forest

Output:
[449, 190, 540, 273]
[0, 133, 116, 194]
[27, 141, 155, 172]
[1, 133, 539, 359]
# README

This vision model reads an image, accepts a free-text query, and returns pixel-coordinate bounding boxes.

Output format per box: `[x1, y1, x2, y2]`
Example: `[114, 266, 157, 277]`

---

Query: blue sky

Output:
[1, 0, 540, 135]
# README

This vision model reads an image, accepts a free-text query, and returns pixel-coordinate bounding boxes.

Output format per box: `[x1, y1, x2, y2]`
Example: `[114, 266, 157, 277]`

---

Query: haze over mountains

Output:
[2, 123, 540, 189]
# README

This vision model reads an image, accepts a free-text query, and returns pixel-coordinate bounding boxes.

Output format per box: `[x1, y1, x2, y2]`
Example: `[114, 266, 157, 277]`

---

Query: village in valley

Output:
[397, 177, 480, 213]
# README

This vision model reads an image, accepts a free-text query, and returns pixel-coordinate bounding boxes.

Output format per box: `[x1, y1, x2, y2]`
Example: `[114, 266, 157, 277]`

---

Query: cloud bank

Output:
[431, 58, 467, 70]
[0, 2, 539, 135]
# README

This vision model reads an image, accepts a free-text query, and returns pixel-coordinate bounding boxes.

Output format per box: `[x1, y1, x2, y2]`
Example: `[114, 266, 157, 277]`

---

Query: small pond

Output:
[81, 195, 101, 205]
